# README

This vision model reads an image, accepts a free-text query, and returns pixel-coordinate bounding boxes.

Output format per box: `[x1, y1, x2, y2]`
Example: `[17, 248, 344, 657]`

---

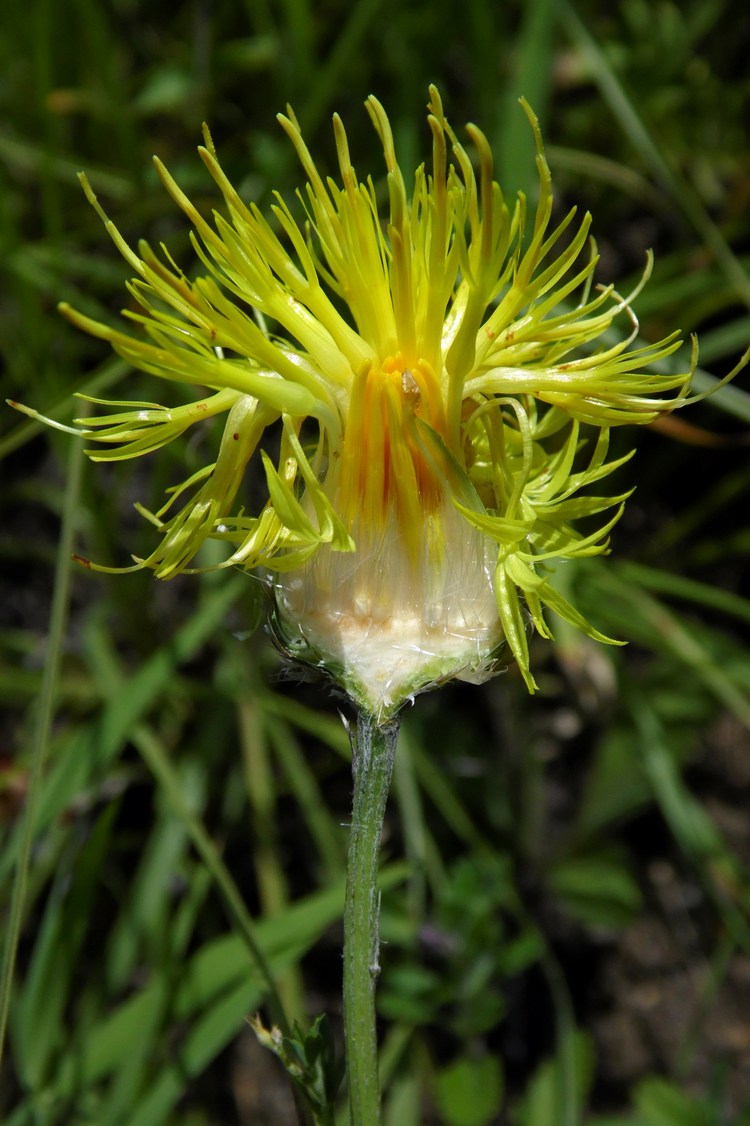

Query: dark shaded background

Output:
[2, 1, 750, 1123]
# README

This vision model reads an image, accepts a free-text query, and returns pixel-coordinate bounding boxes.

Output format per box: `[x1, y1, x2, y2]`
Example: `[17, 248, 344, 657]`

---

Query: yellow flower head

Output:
[48, 87, 693, 714]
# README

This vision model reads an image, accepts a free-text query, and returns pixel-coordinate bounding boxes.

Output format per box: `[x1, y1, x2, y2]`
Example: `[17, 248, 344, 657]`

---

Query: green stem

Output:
[343, 711, 399, 1126]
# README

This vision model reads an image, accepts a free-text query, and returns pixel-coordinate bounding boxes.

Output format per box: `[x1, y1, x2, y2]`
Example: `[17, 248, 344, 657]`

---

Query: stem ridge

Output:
[343, 711, 400, 1126]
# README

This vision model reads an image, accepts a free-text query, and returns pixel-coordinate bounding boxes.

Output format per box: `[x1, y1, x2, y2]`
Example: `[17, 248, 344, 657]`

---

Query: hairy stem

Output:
[343, 711, 399, 1125]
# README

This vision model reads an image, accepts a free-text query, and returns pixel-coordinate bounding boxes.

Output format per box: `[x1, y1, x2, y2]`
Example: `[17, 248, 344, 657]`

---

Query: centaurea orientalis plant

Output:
[16, 87, 703, 1122]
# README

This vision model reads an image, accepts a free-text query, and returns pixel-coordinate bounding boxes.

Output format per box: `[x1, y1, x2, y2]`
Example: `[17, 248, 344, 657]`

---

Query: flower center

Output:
[337, 354, 447, 559]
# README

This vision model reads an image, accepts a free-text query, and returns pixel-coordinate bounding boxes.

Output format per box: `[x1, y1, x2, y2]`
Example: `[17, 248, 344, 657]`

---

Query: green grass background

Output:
[2, 0, 750, 1122]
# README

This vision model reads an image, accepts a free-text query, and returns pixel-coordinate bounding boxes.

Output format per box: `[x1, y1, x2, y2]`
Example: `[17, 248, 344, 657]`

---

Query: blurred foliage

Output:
[2, 0, 750, 1122]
